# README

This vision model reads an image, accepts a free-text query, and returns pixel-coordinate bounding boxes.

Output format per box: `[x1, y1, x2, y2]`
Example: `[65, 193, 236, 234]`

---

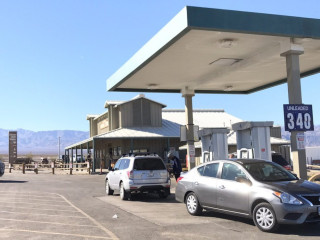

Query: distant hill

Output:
[0, 125, 319, 155]
[281, 125, 320, 147]
[0, 129, 89, 154]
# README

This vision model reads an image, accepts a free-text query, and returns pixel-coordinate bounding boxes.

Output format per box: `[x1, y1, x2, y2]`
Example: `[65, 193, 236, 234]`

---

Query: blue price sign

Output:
[283, 104, 314, 132]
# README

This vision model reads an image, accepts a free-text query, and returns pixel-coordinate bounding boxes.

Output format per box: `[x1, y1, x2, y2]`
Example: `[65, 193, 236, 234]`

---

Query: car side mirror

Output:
[236, 176, 252, 186]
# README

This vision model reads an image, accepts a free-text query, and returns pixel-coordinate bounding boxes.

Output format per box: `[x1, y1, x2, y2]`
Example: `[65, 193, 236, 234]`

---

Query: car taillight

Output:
[176, 176, 183, 183]
[127, 170, 134, 179]
[284, 165, 292, 171]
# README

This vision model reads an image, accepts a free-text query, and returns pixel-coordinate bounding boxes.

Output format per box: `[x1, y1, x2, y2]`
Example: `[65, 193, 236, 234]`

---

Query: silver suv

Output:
[105, 153, 171, 200]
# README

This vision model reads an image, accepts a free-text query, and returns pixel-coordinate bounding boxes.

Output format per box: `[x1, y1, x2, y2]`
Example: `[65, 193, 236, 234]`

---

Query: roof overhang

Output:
[65, 137, 93, 149]
[106, 6, 320, 94]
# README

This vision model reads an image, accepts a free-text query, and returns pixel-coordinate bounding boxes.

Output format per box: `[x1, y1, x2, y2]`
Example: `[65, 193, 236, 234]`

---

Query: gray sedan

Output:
[175, 159, 320, 232]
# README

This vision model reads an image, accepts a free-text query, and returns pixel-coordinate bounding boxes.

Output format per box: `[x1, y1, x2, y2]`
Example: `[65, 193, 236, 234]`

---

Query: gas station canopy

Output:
[107, 6, 320, 94]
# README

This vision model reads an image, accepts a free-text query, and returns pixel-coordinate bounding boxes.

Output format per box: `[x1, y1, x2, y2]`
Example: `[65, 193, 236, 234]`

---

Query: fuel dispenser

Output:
[232, 121, 273, 161]
[198, 128, 230, 163]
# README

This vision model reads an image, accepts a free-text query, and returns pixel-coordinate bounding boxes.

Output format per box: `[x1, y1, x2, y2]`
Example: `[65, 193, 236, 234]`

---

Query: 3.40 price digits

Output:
[286, 112, 312, 130]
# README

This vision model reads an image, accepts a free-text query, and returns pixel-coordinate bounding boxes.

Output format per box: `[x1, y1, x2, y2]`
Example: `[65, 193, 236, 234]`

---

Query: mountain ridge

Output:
[0, 126, 319, 154]
[0, 128, 89, 154]
[281, 125, 320, 147]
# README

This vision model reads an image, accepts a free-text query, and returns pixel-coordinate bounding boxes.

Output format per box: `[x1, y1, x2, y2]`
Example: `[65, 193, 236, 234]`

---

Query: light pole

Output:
[58, 137, 61, 160]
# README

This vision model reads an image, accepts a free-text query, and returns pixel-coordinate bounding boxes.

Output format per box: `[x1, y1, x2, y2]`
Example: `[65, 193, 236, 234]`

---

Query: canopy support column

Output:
[130, 138, 134, 153]
[182, 87, 195, 170]
[281, 41, 307, 179]
[92, 138, 96, 173]
[75, 146, 78, 163]
[71, 148, 73, 168]
[81, 145, 83, 163]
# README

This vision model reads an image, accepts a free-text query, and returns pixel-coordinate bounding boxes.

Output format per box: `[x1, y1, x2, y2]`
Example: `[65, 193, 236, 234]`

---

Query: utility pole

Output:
[58, 137, 61, 160]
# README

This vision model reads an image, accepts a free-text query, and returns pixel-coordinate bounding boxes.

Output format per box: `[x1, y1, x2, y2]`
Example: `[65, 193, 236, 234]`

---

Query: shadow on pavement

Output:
[112, 192, 179, 203]
[203, 210, 254, 226]
[0, 180, 28, 183]
[277, 223, 320, 237]
[202, 210, 320, 236]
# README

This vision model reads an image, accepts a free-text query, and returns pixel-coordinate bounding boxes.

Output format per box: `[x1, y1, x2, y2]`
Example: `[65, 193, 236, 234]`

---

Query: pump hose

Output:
[308, 173, 320, 182]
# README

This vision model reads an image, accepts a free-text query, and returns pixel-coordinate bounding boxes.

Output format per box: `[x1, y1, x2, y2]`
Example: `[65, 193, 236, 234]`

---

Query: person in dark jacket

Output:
[168, 152, 182, 181]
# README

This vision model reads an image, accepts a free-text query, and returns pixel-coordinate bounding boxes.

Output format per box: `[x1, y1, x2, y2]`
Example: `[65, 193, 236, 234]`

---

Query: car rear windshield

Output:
[243, 162, 297, 182]
[133, 158, 166, 170]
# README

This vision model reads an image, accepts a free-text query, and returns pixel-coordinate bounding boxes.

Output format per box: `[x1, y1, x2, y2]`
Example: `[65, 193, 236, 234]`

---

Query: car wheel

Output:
[159, 188, 170, 199]
[105, 179, 113, 195]
[253, 203, 279, 232]
[186, 192, 202, 216]
[120, 182, 129, 200]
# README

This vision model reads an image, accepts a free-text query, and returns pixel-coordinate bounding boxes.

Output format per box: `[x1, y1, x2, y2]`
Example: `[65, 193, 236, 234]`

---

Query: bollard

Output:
[87, 161, 91, 175]
[22, 164, 25, 174]
[51, 161, 55, 175]
[34, 163, 38, 174]
[69, 163, 73, 175]
[9, 163, 12, 173]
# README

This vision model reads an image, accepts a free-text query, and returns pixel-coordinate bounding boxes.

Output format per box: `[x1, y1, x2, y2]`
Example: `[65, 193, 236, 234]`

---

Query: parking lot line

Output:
[2, 205, 79, 212]
[0, 228, 113, 239]
[0, 191, 119, 240]
[0, 217, 99, 228]
[0, 210, 87, 219]
[57, 194, 119, 240]
[0, 192, 62, 199]
[0, 200, 72, 208]
[0, 197, 66, 203]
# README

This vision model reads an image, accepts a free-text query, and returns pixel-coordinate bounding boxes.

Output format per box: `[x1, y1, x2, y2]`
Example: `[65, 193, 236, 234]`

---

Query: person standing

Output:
[168, 152, 182, 181]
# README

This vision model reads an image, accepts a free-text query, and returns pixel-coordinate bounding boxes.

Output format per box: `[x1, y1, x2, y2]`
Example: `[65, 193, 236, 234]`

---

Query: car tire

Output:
[186, 192, 202, 216]
[120, 182, 129, 200]
[253, 202, 279, 232]
[105, 179, 113, 195]
[159, 188, 170, 199]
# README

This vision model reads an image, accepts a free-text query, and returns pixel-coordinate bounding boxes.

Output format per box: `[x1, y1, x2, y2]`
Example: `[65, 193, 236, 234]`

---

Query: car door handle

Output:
[218, 185, 225, 189]
[195, 182, 199, 186]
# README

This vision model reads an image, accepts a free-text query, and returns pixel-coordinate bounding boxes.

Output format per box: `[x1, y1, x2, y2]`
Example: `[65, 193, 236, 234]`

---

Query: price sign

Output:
[283, 104, 314, 132]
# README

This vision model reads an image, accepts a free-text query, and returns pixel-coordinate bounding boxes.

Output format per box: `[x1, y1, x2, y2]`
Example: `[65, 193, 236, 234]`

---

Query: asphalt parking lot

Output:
[1, 172, 320, 240]
[0, 190, 118, 239]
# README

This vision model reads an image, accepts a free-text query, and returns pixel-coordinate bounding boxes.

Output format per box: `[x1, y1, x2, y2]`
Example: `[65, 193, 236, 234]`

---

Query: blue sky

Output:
[0, 0, 319, 131]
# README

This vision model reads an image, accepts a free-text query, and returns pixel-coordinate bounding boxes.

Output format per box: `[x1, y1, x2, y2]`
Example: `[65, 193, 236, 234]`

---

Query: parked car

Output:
[105, 153, 171, 200]
[272, 153, 292, 171]
[41, 157, 49, 164]
[175, 159, 320, 232]
[0, 160, 5, 177]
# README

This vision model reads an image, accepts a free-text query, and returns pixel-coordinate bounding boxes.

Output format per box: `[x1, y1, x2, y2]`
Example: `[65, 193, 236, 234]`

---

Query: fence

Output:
[7, 162, 91, 175]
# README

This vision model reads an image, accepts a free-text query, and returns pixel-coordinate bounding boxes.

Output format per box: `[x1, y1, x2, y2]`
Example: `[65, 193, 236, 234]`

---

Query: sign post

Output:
[283, 104, 314, 179]
[9, 131, 17, 164]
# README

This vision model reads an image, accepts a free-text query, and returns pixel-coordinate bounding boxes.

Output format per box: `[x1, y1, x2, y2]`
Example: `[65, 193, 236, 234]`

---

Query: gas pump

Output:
[198, 128, 229, 163]
[232, 121, 273, 161]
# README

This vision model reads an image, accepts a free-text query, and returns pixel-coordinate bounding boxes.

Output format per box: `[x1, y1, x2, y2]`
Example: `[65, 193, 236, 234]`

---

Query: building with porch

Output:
[65, 94, 289, 172]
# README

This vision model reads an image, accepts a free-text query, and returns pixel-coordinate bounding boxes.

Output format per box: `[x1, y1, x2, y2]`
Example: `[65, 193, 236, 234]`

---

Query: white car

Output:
[0, 160, 5, 177]
[105, 153, 171, 200]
